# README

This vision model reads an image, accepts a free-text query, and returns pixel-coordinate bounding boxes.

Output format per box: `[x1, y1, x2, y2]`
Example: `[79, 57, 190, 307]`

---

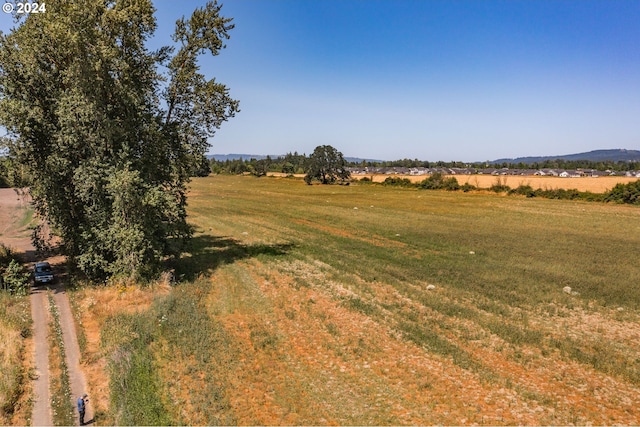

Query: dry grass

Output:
[0, 294, 31, 425]
[353, 173, 638, 193]
[268, 172, 638, 193]
[69, 282, 171, 426]
[74, 175, 640, 425]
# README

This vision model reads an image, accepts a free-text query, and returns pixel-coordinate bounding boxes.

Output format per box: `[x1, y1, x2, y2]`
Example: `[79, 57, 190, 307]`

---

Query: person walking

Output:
[77, 394, 88, 425]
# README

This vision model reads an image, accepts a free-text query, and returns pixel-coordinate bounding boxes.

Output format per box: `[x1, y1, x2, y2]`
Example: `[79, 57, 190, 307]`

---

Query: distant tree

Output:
[248, 158, 270, 177]
[605, 180, 640, 205]
[191, 153, 212, 177]
[0, 1, 239, 280]
[304, 145, 351, 184]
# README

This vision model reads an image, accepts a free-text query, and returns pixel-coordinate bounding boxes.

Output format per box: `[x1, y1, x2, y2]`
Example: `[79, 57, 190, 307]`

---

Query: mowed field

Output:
[74, 175, 640, 425]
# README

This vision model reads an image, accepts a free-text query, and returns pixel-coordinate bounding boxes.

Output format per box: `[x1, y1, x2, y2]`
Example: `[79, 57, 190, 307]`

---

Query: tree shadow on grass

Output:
[172, 234, 295, 282]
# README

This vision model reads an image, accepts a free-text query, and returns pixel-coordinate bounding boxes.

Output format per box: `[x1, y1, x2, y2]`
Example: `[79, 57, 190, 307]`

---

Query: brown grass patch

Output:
[71, 283, 171, 424]
[291, 218, 407, 249]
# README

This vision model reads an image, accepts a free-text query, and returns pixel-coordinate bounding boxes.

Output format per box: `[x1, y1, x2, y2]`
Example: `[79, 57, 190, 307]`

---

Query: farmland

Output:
[270, 172, 638, 193]
[74, 175, 640, 425]
[356, 174, 638, 193]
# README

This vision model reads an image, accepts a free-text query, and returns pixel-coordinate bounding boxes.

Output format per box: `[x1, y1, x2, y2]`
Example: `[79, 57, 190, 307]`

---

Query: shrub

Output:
[1, 260, 30, 296]
[0, 246, 29, 296]
[383, 176, 414, 187]
[510, 184, 536, 198]
[460, 182, 477, 192]
[442, 177, 460, 191]
[419, 172, 446, 190]
[605, 180, 640, 205]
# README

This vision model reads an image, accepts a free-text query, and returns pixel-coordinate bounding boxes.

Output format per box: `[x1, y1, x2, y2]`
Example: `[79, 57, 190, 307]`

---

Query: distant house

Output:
[409, 167, 428, 175]
[477, 168, 496, 175]
[559, 170, 581, 178]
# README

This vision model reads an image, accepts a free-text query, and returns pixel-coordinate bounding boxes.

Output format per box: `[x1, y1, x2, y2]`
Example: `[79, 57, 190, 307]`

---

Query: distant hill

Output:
[492, 149, 640, 164]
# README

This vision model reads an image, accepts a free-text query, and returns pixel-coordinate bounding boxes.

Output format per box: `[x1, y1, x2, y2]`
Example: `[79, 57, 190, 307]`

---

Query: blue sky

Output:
[3, 1, 639, 161]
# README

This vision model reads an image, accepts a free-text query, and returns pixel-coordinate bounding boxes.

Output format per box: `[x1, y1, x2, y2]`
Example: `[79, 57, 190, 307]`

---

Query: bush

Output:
[419, 172, 446, 190]
[510, 185, 536, 198]
[1, 260, 30, 296]
[605, 180, 640, 205]
[460, 182, 477, 192]
[442, 177, 460, 191]
[0, 245, 29, 296]
[383, 176, 414, 187]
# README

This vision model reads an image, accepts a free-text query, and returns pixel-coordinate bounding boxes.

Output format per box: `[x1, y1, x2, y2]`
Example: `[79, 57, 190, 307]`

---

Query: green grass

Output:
[185, 176, 640, 376]
[187, 175, 640, 314]
[98, 175, 640, 425]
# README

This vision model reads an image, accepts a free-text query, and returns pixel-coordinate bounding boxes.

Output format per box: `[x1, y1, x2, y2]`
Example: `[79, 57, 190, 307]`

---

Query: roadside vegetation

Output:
[0, 290, 31, 424]
[0, 243, 32, 425]
[69, 175, 640, 425]
[0, 244, 30, 295]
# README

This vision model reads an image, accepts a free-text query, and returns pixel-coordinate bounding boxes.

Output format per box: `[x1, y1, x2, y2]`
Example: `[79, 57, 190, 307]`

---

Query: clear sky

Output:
[3, 1, 639, 162]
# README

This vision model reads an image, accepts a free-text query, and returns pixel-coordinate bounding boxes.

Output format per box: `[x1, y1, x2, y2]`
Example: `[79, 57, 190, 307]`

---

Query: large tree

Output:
[0, 0, 239, 280]
[304, 145, 351, 185]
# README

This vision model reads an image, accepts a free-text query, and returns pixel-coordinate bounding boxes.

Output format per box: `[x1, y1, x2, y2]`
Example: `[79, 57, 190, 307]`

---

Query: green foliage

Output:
[0, 1, 239, 280]
[0, 245, 29, 296]
[382, 176, 413, 187]
[509, 184, 536, 197]
[0, 260, 30, 296]
[418, 172, 459, 190]
[304, 145, 351, 184]
[605, 180, 640, 205]
[460, 182, 477, 192]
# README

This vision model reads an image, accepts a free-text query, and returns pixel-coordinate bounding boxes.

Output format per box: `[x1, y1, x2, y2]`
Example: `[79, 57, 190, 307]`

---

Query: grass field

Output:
[75, 175, 640, 425]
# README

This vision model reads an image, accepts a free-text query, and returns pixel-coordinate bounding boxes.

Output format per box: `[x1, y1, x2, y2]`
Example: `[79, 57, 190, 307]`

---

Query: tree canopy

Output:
[304, 145, 350, 185]
[0, 0, 239, 280]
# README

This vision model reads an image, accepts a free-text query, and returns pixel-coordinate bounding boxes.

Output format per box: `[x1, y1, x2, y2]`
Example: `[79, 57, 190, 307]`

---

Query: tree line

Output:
[209, 155, 640, 176]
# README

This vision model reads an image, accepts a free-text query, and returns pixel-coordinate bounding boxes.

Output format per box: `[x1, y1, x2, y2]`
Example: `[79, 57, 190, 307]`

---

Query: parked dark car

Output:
[33, 261, 54, 284]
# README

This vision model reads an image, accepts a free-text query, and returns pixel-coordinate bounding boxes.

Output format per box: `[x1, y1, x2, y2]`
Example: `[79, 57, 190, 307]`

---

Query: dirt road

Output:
[0, 188, 92, 426]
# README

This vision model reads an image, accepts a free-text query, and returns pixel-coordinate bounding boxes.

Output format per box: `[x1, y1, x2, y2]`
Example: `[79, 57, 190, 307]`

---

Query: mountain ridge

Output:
[208, 149, 640, 164]
[491, 149, 640, 164]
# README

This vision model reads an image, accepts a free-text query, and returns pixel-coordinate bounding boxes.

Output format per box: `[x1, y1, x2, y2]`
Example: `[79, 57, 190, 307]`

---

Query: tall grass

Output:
[0, 293, 30, 424]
